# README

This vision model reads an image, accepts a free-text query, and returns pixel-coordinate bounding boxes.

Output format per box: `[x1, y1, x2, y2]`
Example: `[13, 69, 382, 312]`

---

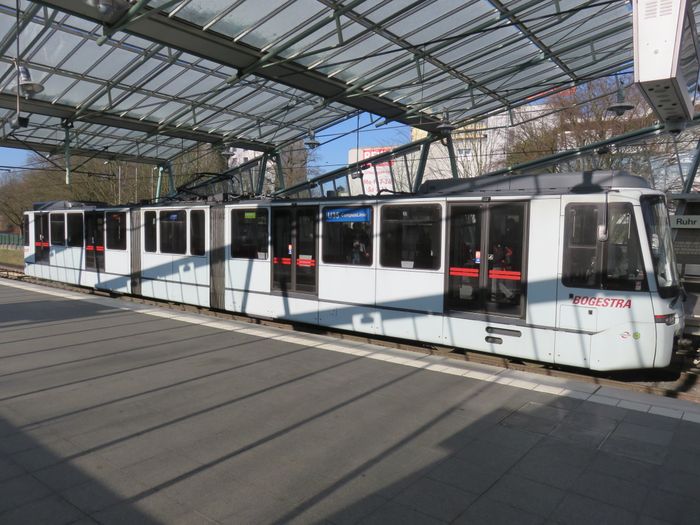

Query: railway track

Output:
[3, 264, 700, 403]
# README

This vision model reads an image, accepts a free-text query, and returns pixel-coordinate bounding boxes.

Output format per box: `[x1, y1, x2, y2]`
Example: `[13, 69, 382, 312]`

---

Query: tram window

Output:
[563, 203, 647, 291]
[380, 205, 441, 270]
[50, 213, 65, 246]
[144, 211, 156, 252]
[66, 214, 83, 247]
[190, 210, 205, 256]
[231, 209, 268, 259]
[106, 212, 127, 250]
[160, 210, 187, 254]
[563, 205, 600, 288]
[23, 215, 29, 246]
[604, 205, 647, 291]
[322, 207, 372, 265]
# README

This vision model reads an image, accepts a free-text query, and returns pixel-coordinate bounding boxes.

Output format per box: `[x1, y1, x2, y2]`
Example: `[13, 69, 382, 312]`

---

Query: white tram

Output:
[23, 171, 684, 371]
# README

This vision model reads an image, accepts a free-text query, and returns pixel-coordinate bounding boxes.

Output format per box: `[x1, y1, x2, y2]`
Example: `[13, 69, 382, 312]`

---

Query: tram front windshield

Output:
[641, 196, 679, 298]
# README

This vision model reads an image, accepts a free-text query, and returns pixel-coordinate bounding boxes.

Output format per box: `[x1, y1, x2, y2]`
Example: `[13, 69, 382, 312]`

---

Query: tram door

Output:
[447, 203, 525, 316]
[84, 211, 105, 272]
[272, 206, 318, 294]
[34, 213, 49, 264]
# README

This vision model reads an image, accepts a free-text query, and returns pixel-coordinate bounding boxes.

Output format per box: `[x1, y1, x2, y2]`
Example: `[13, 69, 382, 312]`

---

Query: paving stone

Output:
[655, 467, 700, 498]
[600, 435, 668, 465]
[0, 473, 52, 514]
[454, 438, 525, 474]
[609, 422, 674, 447]
[358, 501, 446, 525]
[635, 516, 673, 525]
[472, 422, 543, 454]
[392, 477, 477, 522]
[60, 470, 150, 514]
[484, 473, 566, 517]
[0, 494, 85, 525]
[570, 470, 648, 512]
[526, 437, 597, 468]
[427, 456, 502, 495]
[286, 493, 387, 525]
[452, 496, 544, 525]
[0, 456, 24, 482]
[551, 493, 636, 525]
[575, 400, 628, 421]
[640, 489, 693, 524]
[587, 451, 657, 487]
[516, 401, 571, 422]
[511, 448, 587, 489]
[663, 447, 700, 475]
[500, 412, 559, 435]
[549, 420, 610, 448]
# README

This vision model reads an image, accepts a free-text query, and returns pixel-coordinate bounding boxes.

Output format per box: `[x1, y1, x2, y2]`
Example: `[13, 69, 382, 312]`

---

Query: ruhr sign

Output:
[672, 215, 700, 228]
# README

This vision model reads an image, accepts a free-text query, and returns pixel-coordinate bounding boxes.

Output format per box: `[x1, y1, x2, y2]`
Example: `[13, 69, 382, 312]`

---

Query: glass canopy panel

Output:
[142, 64, 187, 92]
[28, 30, 83, 69]
[119, 60, 163, 86]
[283, 18, 365, 64]
[86, 88, 126, 111]
[61, 40, 112, 74]
[149, 101, 187, 122]
[169, 0, 236, 28]
[208, 0, 287, 40]
[89, 48, 138, 80]
[33, 73, 75, 102]
[56, 80, 102, 107]
[178, 75, 224, 99]
[239, 0, 327, 51]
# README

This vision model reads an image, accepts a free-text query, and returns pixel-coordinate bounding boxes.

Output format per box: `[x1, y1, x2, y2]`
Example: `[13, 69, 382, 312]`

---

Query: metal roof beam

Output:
[0, 135, 165, 164]
[0, 93, 271, 151]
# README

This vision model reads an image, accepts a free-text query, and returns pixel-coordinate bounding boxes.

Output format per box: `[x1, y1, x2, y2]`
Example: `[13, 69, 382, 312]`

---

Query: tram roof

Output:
[2, 1, 700, 164]
[418, 170, 652, 196]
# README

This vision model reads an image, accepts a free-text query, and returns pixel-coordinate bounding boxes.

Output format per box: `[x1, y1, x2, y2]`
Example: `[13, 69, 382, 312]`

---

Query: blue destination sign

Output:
[324, 207, 371, 223]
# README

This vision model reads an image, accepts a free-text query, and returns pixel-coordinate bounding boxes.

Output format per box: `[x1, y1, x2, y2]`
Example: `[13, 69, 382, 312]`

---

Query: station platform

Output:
[1, 278, 700, 525]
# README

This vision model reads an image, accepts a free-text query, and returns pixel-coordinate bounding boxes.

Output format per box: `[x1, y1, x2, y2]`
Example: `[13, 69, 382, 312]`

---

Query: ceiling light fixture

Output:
[304, 130, 320, 149]
[435, 109, 456, 135]
[84, 0, 132, 19]
[11, 1, 43, 129]
[607, 78, 634, 117]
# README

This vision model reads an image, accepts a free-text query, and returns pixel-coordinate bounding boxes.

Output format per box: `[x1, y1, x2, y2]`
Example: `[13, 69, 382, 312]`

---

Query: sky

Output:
[0, 147, 29, 170]
[312, 113, 411, 171]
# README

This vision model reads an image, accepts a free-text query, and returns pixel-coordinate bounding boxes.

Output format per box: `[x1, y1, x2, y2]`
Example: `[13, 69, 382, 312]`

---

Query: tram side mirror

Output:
[596, 225, 608, 242]
[650, 233, 660, 256]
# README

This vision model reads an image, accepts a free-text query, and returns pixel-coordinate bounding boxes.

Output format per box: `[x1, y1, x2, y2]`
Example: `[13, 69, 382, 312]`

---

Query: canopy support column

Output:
[683, 138, 700, 193]
[412, 140, 431, 192]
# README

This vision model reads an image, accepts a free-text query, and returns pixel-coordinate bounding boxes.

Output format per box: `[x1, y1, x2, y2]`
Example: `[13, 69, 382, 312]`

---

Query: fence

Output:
[0, 233, 22, 248]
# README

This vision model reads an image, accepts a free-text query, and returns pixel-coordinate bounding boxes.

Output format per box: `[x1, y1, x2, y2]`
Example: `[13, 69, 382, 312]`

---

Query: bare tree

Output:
[502, 78, 688, 185]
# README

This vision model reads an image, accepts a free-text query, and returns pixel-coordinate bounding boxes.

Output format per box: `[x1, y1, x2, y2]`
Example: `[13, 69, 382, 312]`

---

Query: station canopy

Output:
[1, 0, 699, 164]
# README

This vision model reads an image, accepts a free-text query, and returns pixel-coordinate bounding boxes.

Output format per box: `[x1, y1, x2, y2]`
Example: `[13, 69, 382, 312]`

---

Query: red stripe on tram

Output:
[95, 246, 105, 252]
[86, 245, 94, 251]
[488, 270, 521, 281]
[34, 241, 42, 247]
[296, 259, 316, 267]
[449, 267, 479, 277]
[273, 257, 292, 265]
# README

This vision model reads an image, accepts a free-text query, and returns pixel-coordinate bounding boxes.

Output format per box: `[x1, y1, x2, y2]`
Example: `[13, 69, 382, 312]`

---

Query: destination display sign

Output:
[324, 207, 371, 223]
